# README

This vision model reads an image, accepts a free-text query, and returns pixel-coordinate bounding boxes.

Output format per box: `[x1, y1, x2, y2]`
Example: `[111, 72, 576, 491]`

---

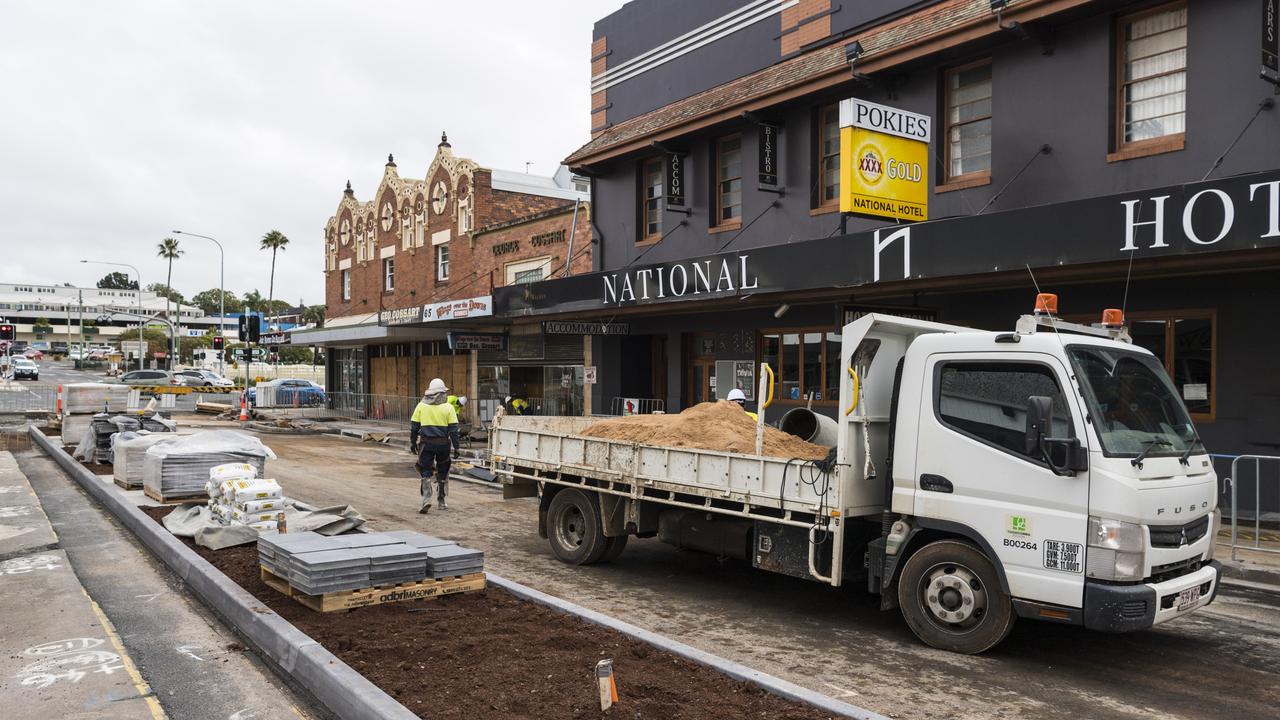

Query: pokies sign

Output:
[839, 98, 930, 222]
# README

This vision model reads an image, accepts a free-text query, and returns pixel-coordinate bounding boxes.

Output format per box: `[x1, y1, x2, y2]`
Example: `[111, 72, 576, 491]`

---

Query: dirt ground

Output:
[581, 401, 829, 460]
[139, 506, 833, 720]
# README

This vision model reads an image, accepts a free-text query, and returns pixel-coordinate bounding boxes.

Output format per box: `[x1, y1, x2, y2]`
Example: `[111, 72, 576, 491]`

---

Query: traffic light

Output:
[212, 336, 225, 350]
[0, 325, 14, 341]
[237, 314, 260, 342]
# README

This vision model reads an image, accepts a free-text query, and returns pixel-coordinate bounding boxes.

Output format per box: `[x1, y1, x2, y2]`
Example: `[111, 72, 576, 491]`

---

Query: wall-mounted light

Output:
[773, 303, 790, 319]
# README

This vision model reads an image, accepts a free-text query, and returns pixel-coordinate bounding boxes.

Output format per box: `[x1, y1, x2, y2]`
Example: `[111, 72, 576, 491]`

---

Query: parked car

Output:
[175, 369, 235, 388]
[9, 341, 28, 354]
[248, 378, 326, 406]
[11, 358, 39, 380]
[86, 348, 111, 361]
[23, 348, 43, 360]
[50, 341, 69, 355]
[114, 370, 178, 386]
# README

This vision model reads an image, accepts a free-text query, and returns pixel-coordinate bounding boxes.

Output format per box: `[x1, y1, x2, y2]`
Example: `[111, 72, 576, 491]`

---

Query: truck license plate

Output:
[1176, 586, 1201, 611]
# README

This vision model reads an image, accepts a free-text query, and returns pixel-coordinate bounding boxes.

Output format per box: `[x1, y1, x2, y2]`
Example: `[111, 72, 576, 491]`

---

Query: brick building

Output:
[296, 134, 590, 415]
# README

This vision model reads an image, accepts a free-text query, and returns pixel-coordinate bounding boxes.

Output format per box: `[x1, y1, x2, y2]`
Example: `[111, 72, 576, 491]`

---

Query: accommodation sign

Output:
[666, 153, 685, 206]
[839, 97, 930, 222]
[543, 321, 629, 335]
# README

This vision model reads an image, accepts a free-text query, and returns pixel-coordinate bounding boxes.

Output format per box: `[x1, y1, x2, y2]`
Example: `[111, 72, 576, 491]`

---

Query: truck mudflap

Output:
[1083, 561, 1221, 632]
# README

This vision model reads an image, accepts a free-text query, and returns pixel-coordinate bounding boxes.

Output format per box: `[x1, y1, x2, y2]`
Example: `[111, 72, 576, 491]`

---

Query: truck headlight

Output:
[1086, 516, 1145, 582]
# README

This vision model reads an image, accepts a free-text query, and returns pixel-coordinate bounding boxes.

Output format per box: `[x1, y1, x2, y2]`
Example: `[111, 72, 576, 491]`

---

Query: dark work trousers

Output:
[417, 442, 451, 502]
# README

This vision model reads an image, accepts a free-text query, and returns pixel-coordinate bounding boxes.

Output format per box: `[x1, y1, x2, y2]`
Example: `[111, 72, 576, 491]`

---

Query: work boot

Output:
[438, 499, 448, 510]
[418, 495, 432, 514]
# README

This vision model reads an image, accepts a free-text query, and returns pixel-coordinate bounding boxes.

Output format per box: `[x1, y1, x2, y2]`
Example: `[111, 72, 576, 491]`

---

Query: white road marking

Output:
[134, 592, 165, 603]
[822, 681, 861, 698]
[177, 645, 205, 661]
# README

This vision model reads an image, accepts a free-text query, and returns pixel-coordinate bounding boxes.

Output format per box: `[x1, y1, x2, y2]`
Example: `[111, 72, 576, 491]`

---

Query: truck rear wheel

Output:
[897, 539, 1015, 654]
[602, 534, 628, 562]
[547, 489, 609, 565]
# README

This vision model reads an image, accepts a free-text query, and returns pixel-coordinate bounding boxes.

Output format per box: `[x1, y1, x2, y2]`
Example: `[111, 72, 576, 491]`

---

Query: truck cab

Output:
[852, 298, 1220, 652]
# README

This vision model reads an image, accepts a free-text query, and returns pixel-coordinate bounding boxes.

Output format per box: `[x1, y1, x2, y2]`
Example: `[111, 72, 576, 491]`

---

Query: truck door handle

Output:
[919, 474, 953, 493]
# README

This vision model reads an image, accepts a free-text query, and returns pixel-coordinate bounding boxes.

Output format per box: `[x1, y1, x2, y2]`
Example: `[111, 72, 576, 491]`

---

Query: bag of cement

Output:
[226, 478, 283, 504]
[247, 520, 277, 532]
[114, 432, 188, 490]
[210, 462, 256, 482]
[230, 507, 277, 524]
[64, 383, 131, 414]
[236, 498, 283, 514]
[143, 431, 275, 500]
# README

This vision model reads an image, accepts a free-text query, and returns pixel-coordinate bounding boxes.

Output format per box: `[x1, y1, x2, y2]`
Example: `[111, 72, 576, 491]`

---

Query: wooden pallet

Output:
[260, 566, 486, 612]
[113, 477, 142, 491]
[143, 487, 205, 505]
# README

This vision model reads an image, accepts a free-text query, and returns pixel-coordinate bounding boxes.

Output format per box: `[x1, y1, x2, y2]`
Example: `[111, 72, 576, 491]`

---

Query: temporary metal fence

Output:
[609, 397, 666, 416]
[0, 382, 56, 413]
[270, 392, 419, 426]
[1226, 454, 1280, 561]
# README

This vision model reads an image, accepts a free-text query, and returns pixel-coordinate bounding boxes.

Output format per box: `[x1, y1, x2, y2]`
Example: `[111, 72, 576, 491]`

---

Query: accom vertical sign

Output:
[839, 98, 930, 221]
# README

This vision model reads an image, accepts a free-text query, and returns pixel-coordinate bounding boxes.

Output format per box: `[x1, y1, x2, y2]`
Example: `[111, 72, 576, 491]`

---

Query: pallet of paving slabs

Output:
[143, 486, 207, 505]
[260, 566, 486, 612]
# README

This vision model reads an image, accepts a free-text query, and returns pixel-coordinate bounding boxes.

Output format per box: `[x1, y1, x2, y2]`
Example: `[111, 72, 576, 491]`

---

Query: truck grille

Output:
[1120, 600, 1148, 618]
[1149, 515, 1210, 549]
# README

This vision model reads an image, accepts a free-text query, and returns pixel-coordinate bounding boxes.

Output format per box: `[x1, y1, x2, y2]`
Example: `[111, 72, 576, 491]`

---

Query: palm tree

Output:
[259, 230, 290, 330]
[156, 237, 183, 369]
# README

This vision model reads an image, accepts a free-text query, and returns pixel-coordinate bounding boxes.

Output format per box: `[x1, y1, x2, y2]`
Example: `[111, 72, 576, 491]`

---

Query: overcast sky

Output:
[0, 1, 626, 308]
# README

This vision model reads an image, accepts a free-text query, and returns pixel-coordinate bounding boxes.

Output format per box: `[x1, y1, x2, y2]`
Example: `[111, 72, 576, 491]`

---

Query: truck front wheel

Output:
[897, 539, 1015, 654]
[547, 489, 609, 565]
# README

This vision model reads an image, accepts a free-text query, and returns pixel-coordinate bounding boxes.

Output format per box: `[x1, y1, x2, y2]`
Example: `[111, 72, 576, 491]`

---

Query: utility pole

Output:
[77, 290, 85, 363]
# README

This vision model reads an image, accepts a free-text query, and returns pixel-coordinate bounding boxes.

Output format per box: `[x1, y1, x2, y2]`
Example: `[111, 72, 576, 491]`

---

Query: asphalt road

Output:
[240, 425, 1280, 720]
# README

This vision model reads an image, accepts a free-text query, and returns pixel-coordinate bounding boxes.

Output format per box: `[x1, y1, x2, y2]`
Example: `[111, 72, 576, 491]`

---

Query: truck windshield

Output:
[1068, 345, 1198, 457]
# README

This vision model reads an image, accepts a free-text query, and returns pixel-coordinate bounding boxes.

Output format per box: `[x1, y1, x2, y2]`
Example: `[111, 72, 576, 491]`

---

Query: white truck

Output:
[491, 299, 1221, 653]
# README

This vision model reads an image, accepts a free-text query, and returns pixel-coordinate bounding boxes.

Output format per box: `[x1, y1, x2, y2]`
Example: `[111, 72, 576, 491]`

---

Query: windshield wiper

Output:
[1131, 439, 1173, 469]
[1179, 432, 1204, 466]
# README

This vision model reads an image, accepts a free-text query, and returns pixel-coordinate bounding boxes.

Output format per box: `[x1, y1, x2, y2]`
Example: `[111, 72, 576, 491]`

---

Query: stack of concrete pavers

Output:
[258, 530, 483, 595]
[422, 543, 485, 579]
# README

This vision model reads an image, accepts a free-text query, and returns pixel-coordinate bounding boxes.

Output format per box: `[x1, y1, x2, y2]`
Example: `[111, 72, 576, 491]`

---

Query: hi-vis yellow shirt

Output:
[411, 401, 459, 442]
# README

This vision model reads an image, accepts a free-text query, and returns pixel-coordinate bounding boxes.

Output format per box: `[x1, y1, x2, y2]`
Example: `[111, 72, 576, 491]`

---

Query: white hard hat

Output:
[726, 388, 746, 402]
[457, 395, 468, 406]
[427, 378, 448, 394]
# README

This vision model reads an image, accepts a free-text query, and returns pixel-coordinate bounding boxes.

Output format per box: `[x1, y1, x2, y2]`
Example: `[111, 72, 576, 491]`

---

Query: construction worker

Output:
[447, 394, 468, 420]
[726, 388, 757, 421]
[409, 378, 460, 513]
[505, 396, 529, 415]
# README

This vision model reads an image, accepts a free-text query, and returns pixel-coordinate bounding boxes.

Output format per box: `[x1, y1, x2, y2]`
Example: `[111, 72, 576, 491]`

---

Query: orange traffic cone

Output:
[239, 391, 249, 422]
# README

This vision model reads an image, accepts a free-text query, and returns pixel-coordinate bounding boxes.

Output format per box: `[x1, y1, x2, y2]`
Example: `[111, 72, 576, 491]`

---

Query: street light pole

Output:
[80, 260, 143, 371]
[173, 230, 225, 377]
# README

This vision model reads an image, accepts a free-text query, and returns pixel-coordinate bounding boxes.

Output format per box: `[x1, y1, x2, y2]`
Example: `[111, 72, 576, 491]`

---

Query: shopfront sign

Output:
[422, 295, 493, 322]
[494, 169, 1280, 318]
[380, 306, 422, 326]
[666, 153, 685, 206]
[448, 332, 505, 351]
[493, 240, 521, 256]
[758, 123, 780, 186]
[258, 330, 289, 346]
[842, 305, 938, 326]
[839, 97, 930, 222]
[1264, 0, 1280, 85]
[531, 229, 566, 247]
[543, 321, 629, 336]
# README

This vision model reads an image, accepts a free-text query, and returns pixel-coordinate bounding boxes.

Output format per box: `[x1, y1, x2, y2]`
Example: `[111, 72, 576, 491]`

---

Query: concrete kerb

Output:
[28, 425, 418, 720]
[485, 574, 890, 720]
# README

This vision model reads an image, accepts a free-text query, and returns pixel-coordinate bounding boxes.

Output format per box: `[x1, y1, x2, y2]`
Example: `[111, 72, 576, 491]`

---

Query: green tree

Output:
[156, 237, 183, 367]
[275, 346, 313, 364]
[33, 317, 53, 336]
[146, 282, 185, 305]
[190, 289, 243, 316]
[118, 327, 169, 358]
[243, 288, 264, 310]
[302, 304, 325, 328]
[259, 230, 290, 329]
[96, 272, 138, 290]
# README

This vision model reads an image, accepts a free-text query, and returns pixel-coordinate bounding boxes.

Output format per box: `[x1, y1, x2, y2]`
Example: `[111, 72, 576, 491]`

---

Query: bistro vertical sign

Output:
[758, 123, 779, 186]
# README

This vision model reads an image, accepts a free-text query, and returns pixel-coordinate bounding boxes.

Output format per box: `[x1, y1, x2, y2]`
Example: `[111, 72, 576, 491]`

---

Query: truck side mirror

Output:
[1026, 395, 1088, 476]
[1024, 395, 1053, 455]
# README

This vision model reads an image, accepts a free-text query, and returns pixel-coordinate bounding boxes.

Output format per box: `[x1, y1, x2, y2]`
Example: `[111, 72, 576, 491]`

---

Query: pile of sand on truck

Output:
[580, 400, 830, 460]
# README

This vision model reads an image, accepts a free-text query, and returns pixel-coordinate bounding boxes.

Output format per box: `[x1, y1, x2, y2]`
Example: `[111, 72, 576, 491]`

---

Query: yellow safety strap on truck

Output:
[845, 367, 860, 416]
[762, 364, 775, 409]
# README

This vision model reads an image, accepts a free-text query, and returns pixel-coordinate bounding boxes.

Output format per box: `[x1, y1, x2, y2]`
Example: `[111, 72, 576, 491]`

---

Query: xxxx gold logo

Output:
[857, 143, 884, 186]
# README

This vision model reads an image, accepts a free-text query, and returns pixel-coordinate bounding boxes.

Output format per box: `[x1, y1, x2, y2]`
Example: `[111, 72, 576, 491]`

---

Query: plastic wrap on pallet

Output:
[142, 430, 276, 500]
[113, 432, 189, 489]
[63, 383, 131, 414]
[61, 414, 94, 446]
